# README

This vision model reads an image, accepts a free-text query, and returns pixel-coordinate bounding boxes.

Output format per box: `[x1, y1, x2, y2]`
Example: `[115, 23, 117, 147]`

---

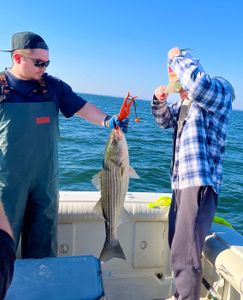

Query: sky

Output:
[0, 0, 243, 110]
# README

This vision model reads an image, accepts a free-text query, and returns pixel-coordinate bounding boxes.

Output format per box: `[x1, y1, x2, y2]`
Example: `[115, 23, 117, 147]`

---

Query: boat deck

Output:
[103, 273, 170, 300]
[103, 274, 206, 299]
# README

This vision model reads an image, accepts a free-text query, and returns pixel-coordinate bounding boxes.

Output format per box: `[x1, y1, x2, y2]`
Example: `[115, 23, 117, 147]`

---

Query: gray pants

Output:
[168, 186, 218, 300]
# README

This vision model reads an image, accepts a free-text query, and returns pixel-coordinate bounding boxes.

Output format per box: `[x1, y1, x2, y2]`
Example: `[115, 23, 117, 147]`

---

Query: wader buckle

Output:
[0, 73, 11, 101]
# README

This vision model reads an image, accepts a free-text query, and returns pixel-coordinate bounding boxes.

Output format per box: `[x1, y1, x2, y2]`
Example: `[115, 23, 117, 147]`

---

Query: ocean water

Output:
[58, 93, 243, 235]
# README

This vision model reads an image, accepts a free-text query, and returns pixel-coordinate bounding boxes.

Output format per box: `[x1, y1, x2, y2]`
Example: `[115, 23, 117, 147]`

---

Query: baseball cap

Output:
[0, 31, 48, 52]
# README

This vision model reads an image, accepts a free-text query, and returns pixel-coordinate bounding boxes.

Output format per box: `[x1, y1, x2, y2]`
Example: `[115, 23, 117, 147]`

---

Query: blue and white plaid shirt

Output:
[152, 53, 234, 194]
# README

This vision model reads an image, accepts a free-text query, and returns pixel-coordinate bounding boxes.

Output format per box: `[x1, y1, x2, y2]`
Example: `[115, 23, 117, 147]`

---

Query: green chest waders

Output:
[0, 98, 59, 258]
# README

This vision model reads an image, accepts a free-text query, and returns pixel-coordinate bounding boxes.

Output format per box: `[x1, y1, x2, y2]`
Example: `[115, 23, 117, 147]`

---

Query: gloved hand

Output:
[104, 115, 129, 133]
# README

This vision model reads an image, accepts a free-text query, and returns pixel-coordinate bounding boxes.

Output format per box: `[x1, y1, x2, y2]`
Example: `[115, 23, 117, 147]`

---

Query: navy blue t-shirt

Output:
[2, 70, 87, 118]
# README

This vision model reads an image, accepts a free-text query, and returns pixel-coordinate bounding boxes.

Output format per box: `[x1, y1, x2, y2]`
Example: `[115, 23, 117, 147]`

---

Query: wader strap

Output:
[0, 73, 11, 102]
[38, 77, 50, 100]
[0, 72, 50, 102]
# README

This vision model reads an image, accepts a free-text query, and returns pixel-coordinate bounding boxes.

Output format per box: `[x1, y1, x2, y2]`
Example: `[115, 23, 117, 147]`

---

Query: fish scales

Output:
[92, 128, 132, 262]
[102, 129, 129, 239]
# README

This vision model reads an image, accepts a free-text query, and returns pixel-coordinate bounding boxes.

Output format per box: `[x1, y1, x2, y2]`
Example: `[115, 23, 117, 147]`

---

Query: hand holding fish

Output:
[104, 115, 129, 133]
[154, 86, 168, 101]
[104, 92, 139, 133]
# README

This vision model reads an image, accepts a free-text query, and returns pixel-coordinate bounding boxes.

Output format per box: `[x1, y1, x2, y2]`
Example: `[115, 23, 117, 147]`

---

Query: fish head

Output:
[105, 128, 128, 166]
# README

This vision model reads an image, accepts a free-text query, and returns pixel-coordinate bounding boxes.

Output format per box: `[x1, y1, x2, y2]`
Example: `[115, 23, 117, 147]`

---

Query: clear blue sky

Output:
[1, 0, 242, 110]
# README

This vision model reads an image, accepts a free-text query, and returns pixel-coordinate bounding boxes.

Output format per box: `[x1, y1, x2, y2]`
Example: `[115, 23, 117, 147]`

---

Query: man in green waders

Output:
[0, 31, 127, 259]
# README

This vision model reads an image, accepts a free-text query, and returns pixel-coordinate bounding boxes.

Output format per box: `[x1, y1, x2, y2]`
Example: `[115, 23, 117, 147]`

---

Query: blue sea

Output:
[58, 93, 243, 235]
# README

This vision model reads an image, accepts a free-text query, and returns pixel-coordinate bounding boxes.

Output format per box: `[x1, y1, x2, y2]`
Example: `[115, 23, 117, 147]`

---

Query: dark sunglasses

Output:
[21, 55, 50, 68]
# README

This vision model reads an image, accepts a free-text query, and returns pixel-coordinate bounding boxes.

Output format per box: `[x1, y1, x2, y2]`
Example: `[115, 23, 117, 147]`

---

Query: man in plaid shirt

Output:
[152, 47, 234, 300]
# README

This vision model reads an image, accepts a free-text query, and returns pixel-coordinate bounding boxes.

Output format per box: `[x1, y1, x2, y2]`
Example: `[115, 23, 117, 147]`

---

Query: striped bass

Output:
[92, 127, 139, 262]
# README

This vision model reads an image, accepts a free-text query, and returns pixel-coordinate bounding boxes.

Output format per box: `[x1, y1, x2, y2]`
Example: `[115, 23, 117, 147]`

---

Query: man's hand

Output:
[104, 115, 129, 133]
[154, 86, 168, 101]
[168, 47, 181, 60]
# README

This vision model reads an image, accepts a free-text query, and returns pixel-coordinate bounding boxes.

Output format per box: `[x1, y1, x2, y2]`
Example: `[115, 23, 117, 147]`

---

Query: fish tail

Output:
[99, 240, 126, 262]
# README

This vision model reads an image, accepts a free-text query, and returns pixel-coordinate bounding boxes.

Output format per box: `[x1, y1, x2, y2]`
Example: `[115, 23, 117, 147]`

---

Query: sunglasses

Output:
[21, 55, 50, 68]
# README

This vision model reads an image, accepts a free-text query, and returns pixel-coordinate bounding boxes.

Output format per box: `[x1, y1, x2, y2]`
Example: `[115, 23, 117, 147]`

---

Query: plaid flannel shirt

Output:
[152, 53, 234, 194]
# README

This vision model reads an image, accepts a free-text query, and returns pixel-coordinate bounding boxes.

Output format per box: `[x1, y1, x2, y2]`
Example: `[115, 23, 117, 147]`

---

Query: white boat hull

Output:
[57, 191, 243, 300]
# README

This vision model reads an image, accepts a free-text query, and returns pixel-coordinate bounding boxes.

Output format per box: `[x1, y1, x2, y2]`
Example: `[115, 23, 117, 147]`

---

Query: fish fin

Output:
[91, 171, 103, 190]
[129, 166, 140, 179]
[93, 199, 105, 220]
[100, 239, 126, 263]
[118, 208, 130, 226]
